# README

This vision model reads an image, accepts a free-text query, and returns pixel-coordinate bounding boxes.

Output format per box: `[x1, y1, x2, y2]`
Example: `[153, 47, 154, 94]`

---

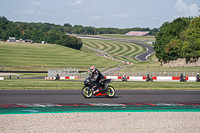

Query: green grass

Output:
[0, 42, 118, 71]
[0, 36, 157, 72]
[0, 79, 80, 90]
[82, 38, 146, 63]
[0, 79, 200, 90]
[147, 52, 157, 62]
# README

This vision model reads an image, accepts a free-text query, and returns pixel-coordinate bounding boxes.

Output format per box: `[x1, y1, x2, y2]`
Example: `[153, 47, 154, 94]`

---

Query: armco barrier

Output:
[45, 76, 79, 80]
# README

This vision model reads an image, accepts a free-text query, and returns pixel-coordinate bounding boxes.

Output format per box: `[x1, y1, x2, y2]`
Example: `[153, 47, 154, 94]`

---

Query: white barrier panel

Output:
[106, 76, 118, 79]
[0, 77, 4, 80]
[129, 76, 143, 80]
[60, 77, 65, 80]
[69, 76, 75, 79]
[157, 76, 172, 80]
[45, 76, 79, 79]
[188, 77, 196, 81]
[45, 77, 55, 79]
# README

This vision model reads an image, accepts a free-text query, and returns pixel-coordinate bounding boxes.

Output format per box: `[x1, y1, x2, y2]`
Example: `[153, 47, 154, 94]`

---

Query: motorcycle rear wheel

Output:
[105, 85, 115, 98]
[82, 86, 92, 98]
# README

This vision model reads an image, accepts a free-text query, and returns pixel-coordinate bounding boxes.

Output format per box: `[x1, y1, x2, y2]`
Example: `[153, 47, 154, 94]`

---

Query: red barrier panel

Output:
[172, 77, 180, 80]
[118, 76, 122, 79]
[143, 77, 157, 80]
[152, 77, 157, 80]
[172, 77, 188, 80]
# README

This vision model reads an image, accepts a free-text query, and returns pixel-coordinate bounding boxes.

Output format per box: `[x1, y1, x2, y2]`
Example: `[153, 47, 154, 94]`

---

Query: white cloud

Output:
[14, 9, 35, 15]
[111, 13, 130, 19]
[13, 9, 43, 16]
[175, 0, 199, 17]
[75, 0, 83, 5]
[24, 9, 35, 15]
[89, 15, 102, 21]
[151, 17, 158, 20]
[31, 1, 41, 7]
[89, 13, 130, 21]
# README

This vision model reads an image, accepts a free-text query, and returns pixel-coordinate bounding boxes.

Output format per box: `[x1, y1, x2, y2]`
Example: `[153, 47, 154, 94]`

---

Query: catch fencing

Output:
[105, 65, 200, 77]
[48, 67, 79, 77]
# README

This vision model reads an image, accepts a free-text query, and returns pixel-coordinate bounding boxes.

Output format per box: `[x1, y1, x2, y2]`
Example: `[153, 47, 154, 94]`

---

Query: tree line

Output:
[0, 16, 82, 50]
[154, 16, 200, 62]
[0, 16, 159, 50]
[69, 25, 159, 35]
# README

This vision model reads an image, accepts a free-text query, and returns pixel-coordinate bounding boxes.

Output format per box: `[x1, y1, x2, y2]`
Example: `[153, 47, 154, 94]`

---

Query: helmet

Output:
[89, 66, 96, 72]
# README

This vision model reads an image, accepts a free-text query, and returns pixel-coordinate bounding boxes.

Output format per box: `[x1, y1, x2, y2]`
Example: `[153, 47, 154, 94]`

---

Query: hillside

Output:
[82, 38, 146, 63]
[0, 42, 118, 71]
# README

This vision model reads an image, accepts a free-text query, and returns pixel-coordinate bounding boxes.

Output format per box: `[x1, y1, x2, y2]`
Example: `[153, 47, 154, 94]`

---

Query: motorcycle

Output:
[81, 77, 115, 98]
[55, 74, 60, 80]
[196, 75, 200, 82]
[146, 76, 153, 82]
[180, 76, 187, 82]
[122, 76, 127, 82]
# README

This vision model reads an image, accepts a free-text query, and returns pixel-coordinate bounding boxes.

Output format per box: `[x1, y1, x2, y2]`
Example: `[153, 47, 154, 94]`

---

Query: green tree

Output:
[154, 17, 191, 61]
[181, 17, 200, 60]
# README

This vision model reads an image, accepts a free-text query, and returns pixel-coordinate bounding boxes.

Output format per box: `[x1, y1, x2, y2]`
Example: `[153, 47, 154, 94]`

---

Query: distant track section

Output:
[133, 42, 155, 61]
[79, 36, 155, 61]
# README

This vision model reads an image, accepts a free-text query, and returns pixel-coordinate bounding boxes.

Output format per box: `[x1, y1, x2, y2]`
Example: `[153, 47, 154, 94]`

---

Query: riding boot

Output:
[93, 89, 99, 94]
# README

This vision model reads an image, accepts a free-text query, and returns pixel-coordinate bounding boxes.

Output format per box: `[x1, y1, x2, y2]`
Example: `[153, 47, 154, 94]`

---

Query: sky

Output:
[0, 0, 199, 29]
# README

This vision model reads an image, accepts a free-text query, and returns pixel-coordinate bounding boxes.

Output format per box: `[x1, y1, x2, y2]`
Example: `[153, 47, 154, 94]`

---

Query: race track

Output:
[133, 42, 155, 61]
[79, 36, 155, 61]
[0, 90, 200, 104]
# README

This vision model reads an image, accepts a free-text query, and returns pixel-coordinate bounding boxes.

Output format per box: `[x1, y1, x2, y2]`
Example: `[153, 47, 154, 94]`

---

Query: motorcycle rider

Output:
[147, 73, 150, 81]
[196, 73, 200, 82]
[150, 75, 153, 81]
[180, 73, 184, 82]
[180, 73, 187, 82]
[55, 74, 60, 80]
[89, 66, 105, 94]
[122, 74, 127, 81]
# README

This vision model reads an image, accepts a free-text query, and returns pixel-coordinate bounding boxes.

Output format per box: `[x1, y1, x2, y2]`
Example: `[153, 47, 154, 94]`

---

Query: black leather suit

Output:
[90, 69, 105, 90]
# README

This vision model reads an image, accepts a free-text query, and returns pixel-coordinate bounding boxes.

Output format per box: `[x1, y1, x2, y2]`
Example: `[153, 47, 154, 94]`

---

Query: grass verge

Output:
[0, 79, 200, 90]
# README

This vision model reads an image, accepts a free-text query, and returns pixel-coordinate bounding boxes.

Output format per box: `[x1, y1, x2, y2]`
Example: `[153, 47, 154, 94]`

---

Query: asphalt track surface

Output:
[133, 42, 155, 61]
[79, 36, 155, 61]
[0, 90, 200, 104]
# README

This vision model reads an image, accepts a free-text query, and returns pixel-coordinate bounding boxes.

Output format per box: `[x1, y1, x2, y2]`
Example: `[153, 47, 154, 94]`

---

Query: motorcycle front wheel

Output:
[82, 86, 92, 98]
[105, 85, 115, 98]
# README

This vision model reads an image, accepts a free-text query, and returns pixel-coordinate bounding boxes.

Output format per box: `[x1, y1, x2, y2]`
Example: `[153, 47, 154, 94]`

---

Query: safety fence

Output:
[48, 68, 79, 77]
[105, 66, 200, 77]
[1, 65, 199, 78]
